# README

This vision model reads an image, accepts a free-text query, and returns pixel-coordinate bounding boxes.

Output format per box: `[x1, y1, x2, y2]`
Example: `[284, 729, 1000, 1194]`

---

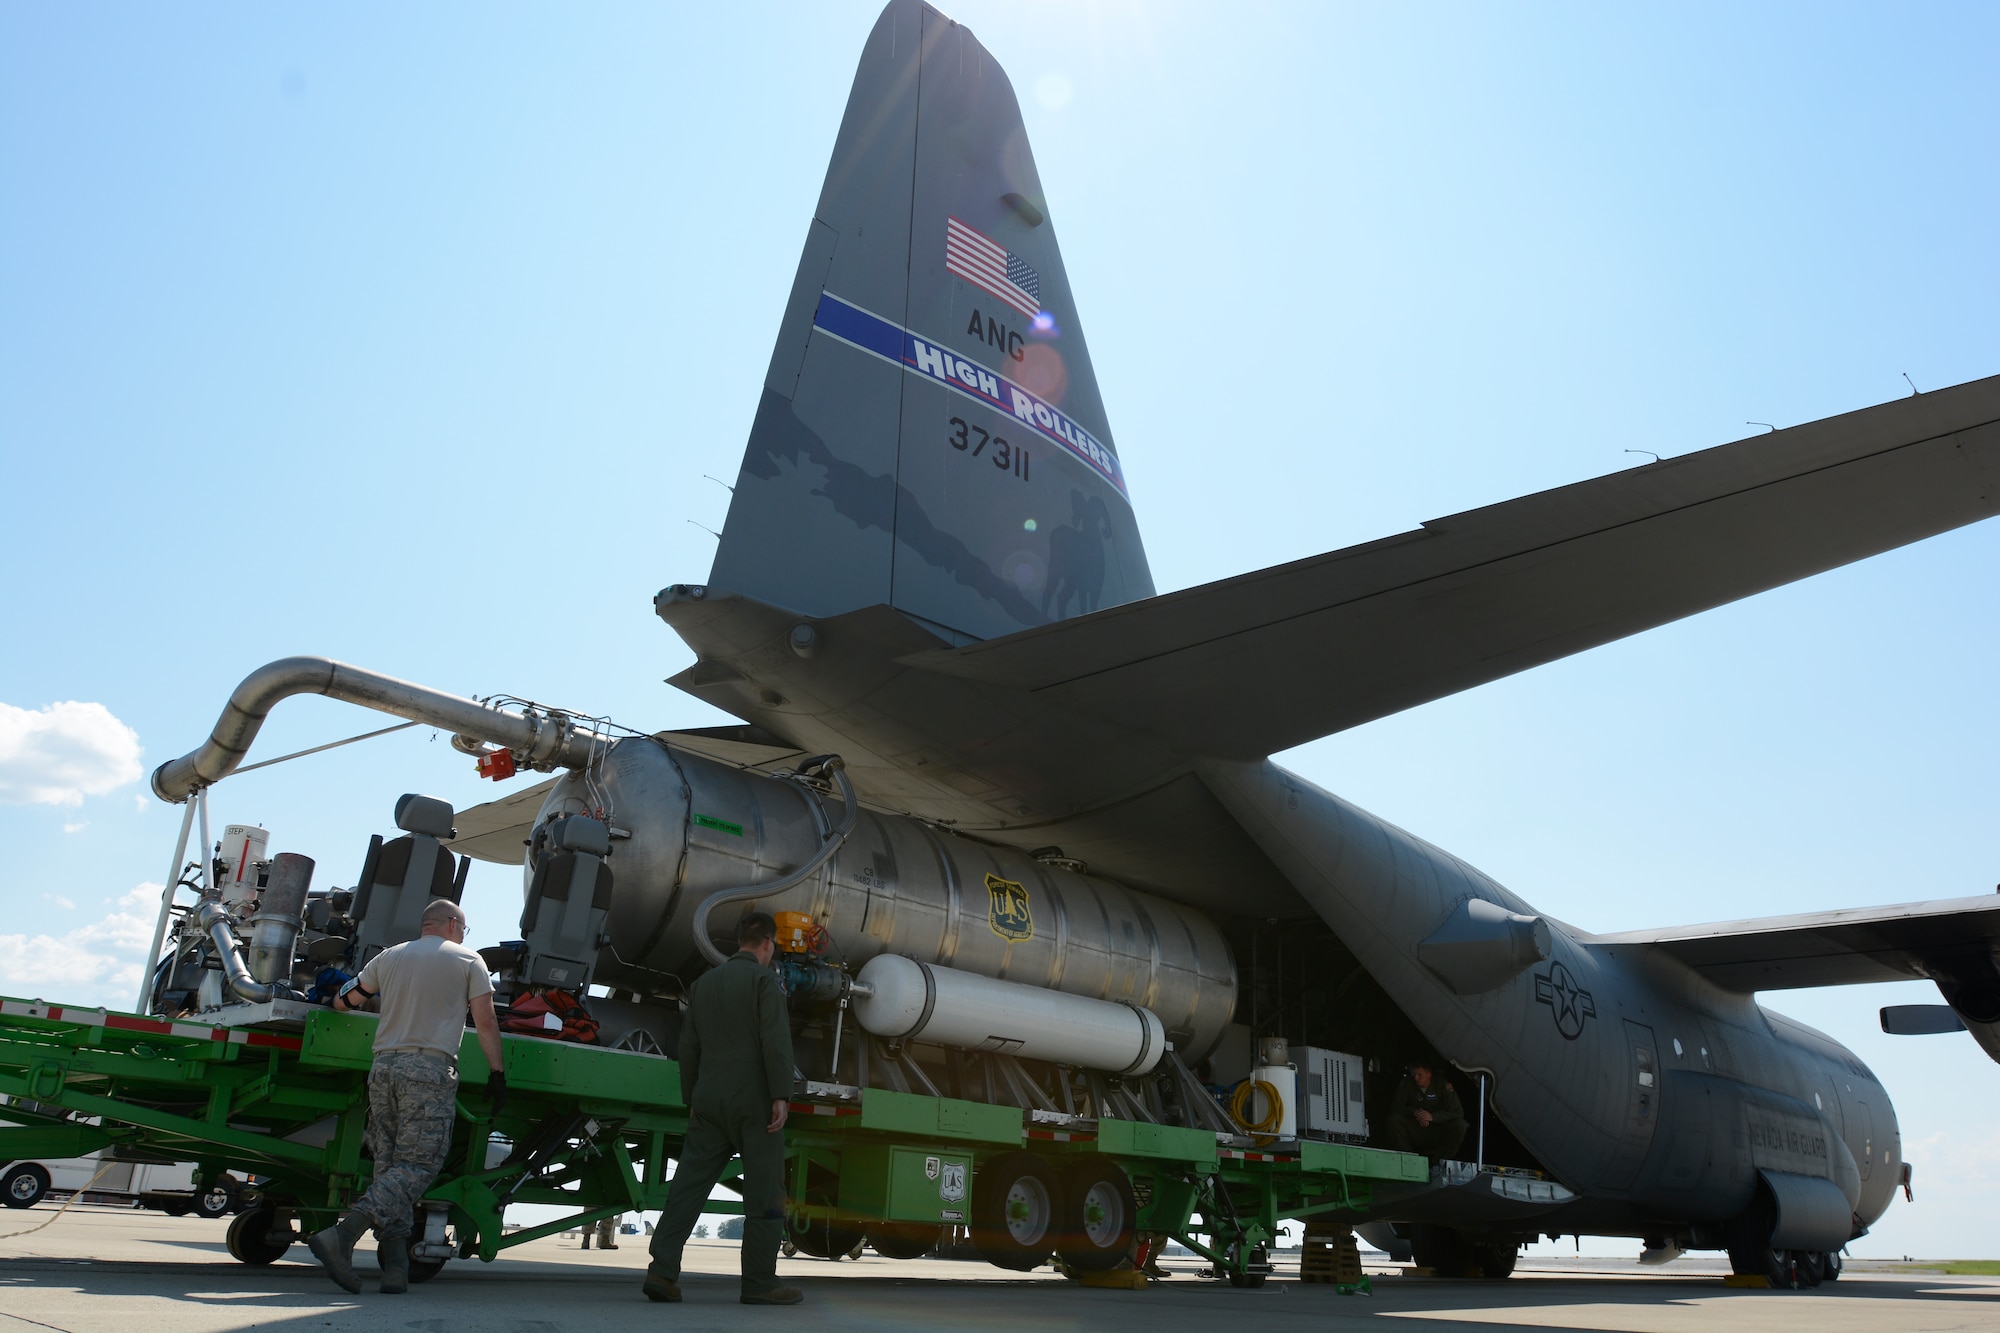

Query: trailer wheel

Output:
[1, 1164, 50, 1209]
[194, 1185, 235, 1219]
[1055, 1157, 1136, 1272]
[789, 1212, 866, 1259]
[866, 1221, 943, 1260]
[224, 1207, 294, 1265]
[1225, 1242, 1269, 1288]
[971, 1150, 1061, 1271]
[408, 1257, 446, 1284]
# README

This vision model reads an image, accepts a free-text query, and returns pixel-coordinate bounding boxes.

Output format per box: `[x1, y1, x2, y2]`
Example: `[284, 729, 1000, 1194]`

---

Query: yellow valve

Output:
[773, 911, 817, 954]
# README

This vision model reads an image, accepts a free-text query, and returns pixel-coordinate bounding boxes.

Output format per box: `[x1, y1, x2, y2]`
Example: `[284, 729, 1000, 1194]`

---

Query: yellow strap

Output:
[0, 1157, 117, 1241]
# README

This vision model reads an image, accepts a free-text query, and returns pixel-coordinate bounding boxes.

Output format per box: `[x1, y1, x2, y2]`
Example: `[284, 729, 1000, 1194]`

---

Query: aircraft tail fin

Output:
[708, 0, 1152, 644]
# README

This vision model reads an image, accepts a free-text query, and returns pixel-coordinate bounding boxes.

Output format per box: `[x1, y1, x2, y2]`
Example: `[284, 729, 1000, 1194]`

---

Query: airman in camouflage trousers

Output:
[310, 898, 505, 1296]
[354, 1050, 459, 1235]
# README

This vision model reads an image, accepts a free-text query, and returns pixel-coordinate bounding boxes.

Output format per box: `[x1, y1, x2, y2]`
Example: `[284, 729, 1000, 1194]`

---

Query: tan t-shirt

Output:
[358, 935, 494, 1060]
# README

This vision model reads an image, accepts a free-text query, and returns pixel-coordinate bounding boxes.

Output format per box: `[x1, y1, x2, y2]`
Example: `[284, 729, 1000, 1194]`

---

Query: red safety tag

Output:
[477, 749, 517, 781]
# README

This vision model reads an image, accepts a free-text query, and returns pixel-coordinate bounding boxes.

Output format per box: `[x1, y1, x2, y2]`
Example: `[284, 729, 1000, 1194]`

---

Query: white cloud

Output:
[0, 883, 161, 1009]
[0, 701, 143, 806]
[42, 894, 75, 910]
[63, 821, 87, 834]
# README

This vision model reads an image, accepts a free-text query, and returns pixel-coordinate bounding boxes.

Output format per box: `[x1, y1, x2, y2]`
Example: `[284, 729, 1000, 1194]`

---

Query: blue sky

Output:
[3, 1, 1995, 1259]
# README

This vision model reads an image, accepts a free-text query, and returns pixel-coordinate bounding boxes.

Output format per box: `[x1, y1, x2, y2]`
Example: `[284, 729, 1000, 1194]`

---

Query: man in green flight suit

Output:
[642, 911, 802, 1306]
[1383, 1061, 1469, 1160]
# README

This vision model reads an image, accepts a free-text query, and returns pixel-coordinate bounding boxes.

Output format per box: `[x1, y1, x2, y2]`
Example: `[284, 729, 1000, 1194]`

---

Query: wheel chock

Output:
[1722, 1274, 1771, 1288]
[1076, 1266, 1150, 1290]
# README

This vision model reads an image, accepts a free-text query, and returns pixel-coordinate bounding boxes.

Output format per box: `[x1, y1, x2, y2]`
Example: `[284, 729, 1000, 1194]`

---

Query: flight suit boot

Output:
[307, 1208, 374, 1294]
[378, 1234, 411, 1294]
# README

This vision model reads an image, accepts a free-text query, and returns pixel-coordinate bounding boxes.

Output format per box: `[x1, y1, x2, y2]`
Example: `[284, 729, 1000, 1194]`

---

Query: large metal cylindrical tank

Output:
[529, 738, 1237, 1060]
[851, 954, 1167, 1075]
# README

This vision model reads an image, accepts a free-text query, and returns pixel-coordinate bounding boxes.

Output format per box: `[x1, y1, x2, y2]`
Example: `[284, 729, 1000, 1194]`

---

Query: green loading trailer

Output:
[0, 995, 1426, 1285]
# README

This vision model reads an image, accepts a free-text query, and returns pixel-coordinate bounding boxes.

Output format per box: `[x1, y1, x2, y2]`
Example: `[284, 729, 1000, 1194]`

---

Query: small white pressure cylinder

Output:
[1252, 1062, 1298, 1139]
[217, 824, 270, 911]
[851, 954, 1167, 1076]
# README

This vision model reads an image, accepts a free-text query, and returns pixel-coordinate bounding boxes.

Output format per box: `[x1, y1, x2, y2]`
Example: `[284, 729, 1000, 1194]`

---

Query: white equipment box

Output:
[1296, 1045, 1369, 1139]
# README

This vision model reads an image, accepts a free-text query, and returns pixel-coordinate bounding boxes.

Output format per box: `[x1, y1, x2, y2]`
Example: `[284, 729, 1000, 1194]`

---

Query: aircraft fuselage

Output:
[1206, 759, 1899, 1240]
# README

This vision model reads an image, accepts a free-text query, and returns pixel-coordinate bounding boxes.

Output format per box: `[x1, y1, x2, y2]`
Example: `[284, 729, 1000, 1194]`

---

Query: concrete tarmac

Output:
[1, 1207, 1995, 1333]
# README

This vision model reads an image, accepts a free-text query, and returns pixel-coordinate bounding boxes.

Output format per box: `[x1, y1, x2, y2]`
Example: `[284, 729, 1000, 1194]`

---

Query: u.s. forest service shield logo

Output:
[985, 873, 1033, 943]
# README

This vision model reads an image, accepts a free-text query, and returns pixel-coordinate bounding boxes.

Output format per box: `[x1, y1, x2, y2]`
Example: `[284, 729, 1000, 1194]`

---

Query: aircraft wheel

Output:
[1726, 1186, 1797, 1289]
[1055, 1157, 1136, 1272]
[1473, 1242, 1519, 1279]
[1, 1164, 50, 1209]
[224, 1207, 295, 1265]
[1411, 1223, 1472, 1278]
[1729, 1242, 1796, 1289]
[971, 1150, 1061, 1271]
[1820, 1250, 1843, 1283]
[866, 1221, 944, 1260]
[1793, 1249, 1825, 1287]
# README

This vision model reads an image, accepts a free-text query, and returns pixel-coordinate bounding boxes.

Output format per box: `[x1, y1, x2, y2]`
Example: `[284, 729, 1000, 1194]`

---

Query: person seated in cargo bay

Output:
[1383, 1062, 1468, 1160]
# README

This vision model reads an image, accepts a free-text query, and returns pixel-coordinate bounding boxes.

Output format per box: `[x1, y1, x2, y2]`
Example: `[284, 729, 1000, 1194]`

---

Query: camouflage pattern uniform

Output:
[354, 1050, 458, 1236]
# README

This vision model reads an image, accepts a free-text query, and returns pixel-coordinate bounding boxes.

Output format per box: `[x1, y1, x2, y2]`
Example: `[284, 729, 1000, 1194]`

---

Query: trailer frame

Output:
[0, 995, 1427, 1284]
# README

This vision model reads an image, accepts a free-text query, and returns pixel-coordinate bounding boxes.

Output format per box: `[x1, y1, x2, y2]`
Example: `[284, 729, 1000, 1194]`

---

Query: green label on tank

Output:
[693, 813, 744, 836]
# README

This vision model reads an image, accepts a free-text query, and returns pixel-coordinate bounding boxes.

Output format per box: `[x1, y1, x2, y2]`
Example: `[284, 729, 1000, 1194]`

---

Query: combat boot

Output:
[741, 1284, 805, 1305]
[307, 1209, 374, 1294]
[641, 1269, 683, 1302]
[378, 1233, 410, 1294]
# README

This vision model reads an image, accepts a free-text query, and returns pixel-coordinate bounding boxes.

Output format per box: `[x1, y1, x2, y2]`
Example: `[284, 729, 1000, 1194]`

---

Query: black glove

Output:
[486, 1070, 508, 1116]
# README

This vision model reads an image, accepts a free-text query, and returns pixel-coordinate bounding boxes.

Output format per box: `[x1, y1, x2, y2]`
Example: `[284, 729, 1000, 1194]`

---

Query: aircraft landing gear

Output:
[1411, 1225, 1519, 1279]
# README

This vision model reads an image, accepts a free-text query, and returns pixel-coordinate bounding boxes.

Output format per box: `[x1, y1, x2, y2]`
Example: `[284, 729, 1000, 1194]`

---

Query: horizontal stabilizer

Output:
[447, 778, 557, 865]
[907, 375, 2000, 758]
[1594, 893, 2000, 992]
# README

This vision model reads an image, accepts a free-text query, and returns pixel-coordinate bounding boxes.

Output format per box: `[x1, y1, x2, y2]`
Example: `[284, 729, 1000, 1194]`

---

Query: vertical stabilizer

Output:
[709, 0, 1153, 643]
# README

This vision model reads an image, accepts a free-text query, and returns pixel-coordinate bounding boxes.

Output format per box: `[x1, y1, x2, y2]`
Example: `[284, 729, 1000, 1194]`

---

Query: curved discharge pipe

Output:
[152, 656, 609, 803]
[688, 757, 859, 968]
[195, 900, 274, 1004]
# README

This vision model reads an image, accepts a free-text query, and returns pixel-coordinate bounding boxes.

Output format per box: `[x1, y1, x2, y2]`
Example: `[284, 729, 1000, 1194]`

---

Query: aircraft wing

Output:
[908, 375, 2000, 759]
[1593, 894, 2000, 992]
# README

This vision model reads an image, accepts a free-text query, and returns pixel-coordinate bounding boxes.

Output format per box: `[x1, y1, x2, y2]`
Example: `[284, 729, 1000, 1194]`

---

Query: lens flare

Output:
[1017, 343, 1067, 404]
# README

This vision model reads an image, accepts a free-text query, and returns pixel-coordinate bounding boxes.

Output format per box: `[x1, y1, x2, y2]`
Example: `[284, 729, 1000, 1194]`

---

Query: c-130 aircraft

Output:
[154, 0, 1999, 1287]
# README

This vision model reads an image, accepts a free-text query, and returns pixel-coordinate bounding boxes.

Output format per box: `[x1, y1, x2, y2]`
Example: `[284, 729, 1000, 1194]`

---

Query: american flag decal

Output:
[945, 216, 1041, 319]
